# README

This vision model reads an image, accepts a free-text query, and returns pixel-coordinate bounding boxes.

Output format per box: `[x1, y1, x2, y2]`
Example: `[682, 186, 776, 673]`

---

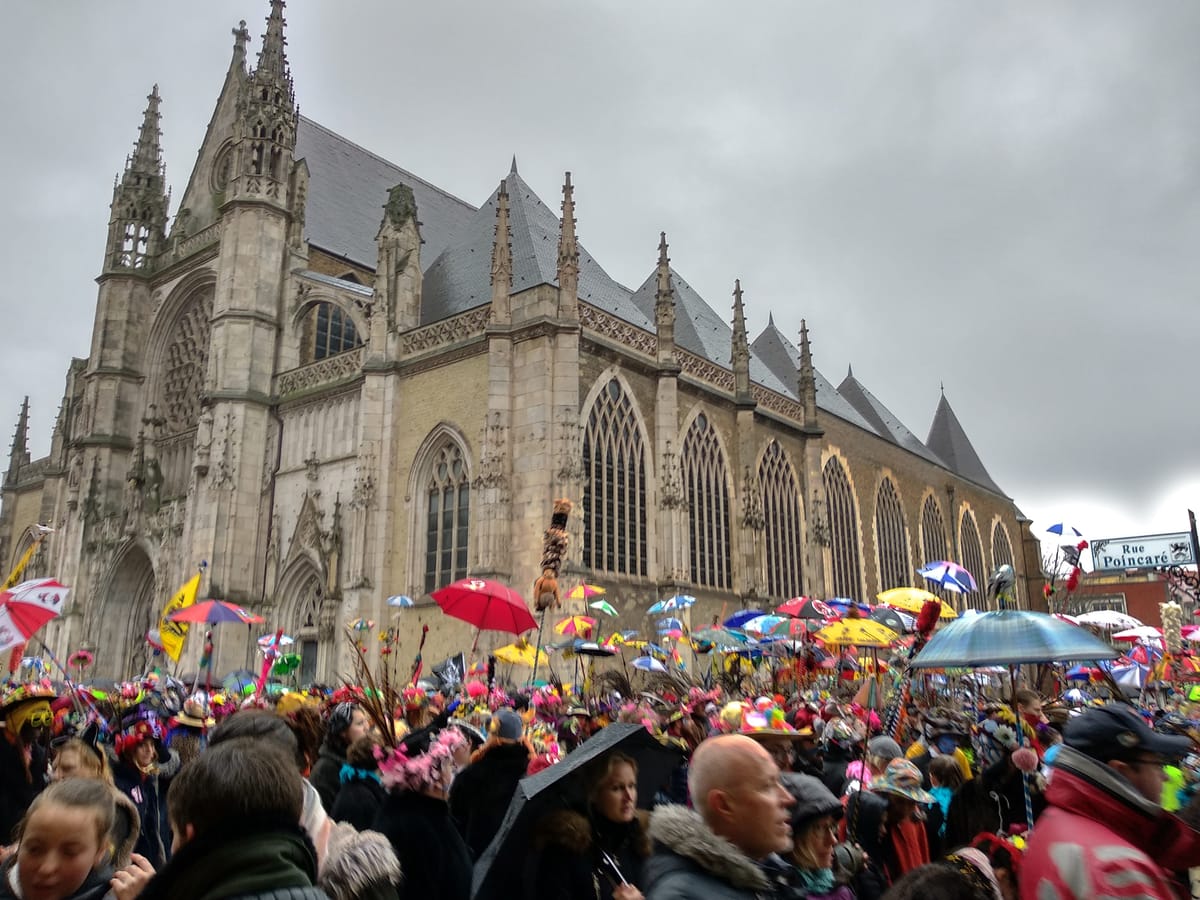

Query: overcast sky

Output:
[3, 2, 1199, 556]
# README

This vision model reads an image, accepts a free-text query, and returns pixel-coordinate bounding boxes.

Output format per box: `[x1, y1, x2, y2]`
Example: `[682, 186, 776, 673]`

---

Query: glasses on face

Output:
[26, 711, 52, 728]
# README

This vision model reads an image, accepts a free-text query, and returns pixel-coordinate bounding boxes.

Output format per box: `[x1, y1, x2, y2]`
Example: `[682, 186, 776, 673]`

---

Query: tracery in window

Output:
[875, 478, 910, 592]
[823, 457, 862, 599]
[759, 441, 802, 600]
[683, 413, 731, 590]
[303, 301, 362, 363]
[921, 494, 951, 605]
[581, 378, 648, 577]
[959, 509, 987, 609]
[423, 442, 471, 594]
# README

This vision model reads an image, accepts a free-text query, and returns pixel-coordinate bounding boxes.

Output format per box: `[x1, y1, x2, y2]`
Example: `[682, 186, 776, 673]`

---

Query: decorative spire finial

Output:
[557, 171, 579, 316]
[798, 319, 817, 427]
[256, 0, 290, 82]
[490, 180, 513, 300]
[510, 154, 518, 175]
[7, 396, 29, 477]
[654, 232, 676, 363]
[232, 19, 250, 65]
[128, 85, 164, 176]
[731, 280, 751, 401]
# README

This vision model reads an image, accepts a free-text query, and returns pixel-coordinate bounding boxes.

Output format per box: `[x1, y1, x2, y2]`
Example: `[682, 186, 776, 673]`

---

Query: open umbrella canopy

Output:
[739, 614, 790, 636]
[814, 618, 898, 649]
[911, 609, 1121, 668]
[494, 641, 548, 667]
[589, 600, 619, 617]
[1046, 522, 1085, 539]
[554, 615, 597, 638]
[432, 578, 536, 635]
[647, 594, 696, 614]
[565, 640, 617, 658]
[0, 578, 70, 652]
[776, 596, 837, 620]
[690, 627, 752, 649]
[168, 599, 264, 625]
[386, 595, 414, 608]
[657, 617, 684, 633]
[631, 656, 667, 672]
[918, 561, 978, 594]
[566, 584, 606, 601]
[827, 598, 872, 616]
[877, 587, 957, 619]
[1112, 626, 1163, 643]
[1075, 610, 1143, 631]
[473, 724, 684, 900]
[724, 609, 767, 630]
[868, 607, 914, 636]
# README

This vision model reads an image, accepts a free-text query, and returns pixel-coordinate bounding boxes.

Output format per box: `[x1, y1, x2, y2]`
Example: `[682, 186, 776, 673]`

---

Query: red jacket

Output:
[1021, 746, 1200, 900]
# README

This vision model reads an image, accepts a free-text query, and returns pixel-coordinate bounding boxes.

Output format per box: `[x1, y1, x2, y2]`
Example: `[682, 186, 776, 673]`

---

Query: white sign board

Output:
[1089, 532, 1195, 572]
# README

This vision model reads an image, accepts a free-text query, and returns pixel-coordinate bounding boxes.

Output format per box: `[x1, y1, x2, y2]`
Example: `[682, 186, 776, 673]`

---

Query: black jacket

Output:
[527, 808, 649, 900]
[447, 741, 530, 858]
[0, 734, 47, 844]
[820, 745, 855, 798]
[111, 751, 179, 869]
[330, 770, 387, 833]
[310, 743, 349, 813]
[373, 791, 472, 900]
[137, 815, 328, 900]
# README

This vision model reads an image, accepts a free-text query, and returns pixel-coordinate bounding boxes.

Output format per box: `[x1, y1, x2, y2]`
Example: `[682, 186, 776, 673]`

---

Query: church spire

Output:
[557, 172, 579, 317]
[103, 86, 170, 273]
[654, 232, 676, 366]
[255, 0, 291, 88]
[489, 179, 513, 324]
[6, 396, 29, 483]
[798, 319, 818, 428]
[731, 280, 752, 403]
[233, 0, 297, 202]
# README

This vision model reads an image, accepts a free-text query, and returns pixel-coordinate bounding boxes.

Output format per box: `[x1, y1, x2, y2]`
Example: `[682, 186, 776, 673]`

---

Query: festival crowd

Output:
[3, 665, 1200, 900]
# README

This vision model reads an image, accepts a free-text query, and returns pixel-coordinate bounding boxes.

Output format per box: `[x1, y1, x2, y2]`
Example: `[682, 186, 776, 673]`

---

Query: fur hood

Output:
[111, 787, 142, 868]
[318, 826, 402, 900]
[535, 808, 652, 857]
[646, 805, 770, 892]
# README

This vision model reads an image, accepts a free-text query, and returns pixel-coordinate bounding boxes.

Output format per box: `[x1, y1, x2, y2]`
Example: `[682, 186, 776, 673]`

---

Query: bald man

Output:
[643, 734, 795, 900]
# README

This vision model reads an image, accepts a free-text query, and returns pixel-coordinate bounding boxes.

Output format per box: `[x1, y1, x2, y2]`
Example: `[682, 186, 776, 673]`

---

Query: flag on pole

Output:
[158, 574, 201, 662]
[2, 526, 52, 591]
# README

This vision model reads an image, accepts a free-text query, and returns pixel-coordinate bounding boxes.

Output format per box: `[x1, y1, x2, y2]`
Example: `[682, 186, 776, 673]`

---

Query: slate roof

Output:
[295, 117, 477, 270]
[420, 171, 645, 327]
[837, 372, 947, 467]
[926, 393, 1005, 495]
[749, 320, 877, 432]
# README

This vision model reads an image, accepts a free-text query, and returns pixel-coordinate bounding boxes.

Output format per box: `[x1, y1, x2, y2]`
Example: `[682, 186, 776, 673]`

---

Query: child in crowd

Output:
[0, 778, 154, 900]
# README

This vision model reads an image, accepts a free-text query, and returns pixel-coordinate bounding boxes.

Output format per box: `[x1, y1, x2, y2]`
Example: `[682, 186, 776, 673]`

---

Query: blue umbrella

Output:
[1063, 688, 1091, 704]
[632, 656, 667, 672]
[918, 561, 978, 594]
[827, 597, 872, 615]
[1046, 522, 1084, 539]
[911, 609, 1121, 668]
[724, 609, 766, 630]
[648, 594, 697, 614]
[657, 617, 684, 633]
[387, 595, 414, 608]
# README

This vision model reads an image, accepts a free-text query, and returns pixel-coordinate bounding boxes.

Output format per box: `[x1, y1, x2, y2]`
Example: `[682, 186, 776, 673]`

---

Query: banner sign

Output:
[1090, 533, 1195, 572]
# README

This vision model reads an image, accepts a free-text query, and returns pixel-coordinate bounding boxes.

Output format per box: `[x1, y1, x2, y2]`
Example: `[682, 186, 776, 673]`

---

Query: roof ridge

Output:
[297, 114, 477, 213]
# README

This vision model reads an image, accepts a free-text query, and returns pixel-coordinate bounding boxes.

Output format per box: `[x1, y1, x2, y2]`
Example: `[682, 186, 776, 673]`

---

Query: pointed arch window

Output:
[759, 441, 803, 600]
[959, 509, 987, 609]
[683, 413, 731, 590]
[292, 570, 324, 686]
[921, 495, 950, 603]
[875, 478, 910, 592]
[823, 457, 862, 599]
[303, 302, 362, 363]
[423, 442, 471, 594]
[582, 378, 648, 577]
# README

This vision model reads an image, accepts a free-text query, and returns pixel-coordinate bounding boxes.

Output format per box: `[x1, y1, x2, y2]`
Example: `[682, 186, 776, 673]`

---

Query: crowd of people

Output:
[3, 667, 1200, 900]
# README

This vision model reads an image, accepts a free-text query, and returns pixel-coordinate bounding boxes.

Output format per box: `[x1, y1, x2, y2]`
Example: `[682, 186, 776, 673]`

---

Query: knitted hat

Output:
[781, 773, 843, 831]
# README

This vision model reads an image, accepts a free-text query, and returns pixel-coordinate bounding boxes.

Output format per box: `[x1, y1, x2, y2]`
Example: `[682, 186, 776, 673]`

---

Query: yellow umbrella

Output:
[876, 587, 958, 620]
[814, 618, 899, 649]
[566, 584, 605, 601]
[494, 640, 549, 667]
[554, 615, 597, 638]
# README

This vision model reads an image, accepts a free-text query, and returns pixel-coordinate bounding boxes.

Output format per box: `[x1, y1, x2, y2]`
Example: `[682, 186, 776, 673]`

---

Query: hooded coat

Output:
[642, 805, 779, 900]
[372, 791, 472, 900]
[1021, 746, 1200, 900]
[447, 740, 530, 859]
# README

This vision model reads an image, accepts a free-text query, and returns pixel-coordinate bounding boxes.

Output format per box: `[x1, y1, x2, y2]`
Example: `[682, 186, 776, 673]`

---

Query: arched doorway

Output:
[277, 560, 328, 686]
[96, 546, 157, 679]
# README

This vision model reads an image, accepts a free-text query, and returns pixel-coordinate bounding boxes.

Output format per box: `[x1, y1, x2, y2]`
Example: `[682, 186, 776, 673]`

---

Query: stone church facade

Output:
[0, 2, 1043, 681]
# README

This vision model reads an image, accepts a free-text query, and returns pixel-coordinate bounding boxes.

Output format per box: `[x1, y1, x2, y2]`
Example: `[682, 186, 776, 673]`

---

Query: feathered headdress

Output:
[377, 727, 466, 793]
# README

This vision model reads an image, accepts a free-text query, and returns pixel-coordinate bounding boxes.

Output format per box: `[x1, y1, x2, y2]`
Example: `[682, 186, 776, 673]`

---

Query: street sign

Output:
[1090, 532, 1195, 572]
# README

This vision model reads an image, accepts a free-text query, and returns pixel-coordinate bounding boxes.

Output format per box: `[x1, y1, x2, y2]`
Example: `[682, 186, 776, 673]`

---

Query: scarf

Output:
[794, 865, 836, 895]
[339, 762, 381, 785]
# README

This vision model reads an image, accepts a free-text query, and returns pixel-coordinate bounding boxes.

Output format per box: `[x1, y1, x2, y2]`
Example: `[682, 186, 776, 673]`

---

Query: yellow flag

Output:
[158, 574, 201, 662]
[2, 533, 47, 590]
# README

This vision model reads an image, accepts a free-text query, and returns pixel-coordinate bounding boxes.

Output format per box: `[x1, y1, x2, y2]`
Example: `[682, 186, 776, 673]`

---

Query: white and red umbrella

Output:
[0, 578, 70, 653]
[1111, 625, 1164, 643]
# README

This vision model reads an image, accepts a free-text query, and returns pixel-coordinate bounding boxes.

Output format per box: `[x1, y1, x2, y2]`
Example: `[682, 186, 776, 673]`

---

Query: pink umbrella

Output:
[0, 578, 69, 653]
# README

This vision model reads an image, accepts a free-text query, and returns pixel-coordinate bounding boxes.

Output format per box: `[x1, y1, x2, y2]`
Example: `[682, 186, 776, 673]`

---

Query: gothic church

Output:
[0, 2, 1042, 680]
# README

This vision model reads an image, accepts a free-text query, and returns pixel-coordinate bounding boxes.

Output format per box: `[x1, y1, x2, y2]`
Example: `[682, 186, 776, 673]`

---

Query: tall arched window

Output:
[582, 378, 648, 577]
[823, 457, 862, 599]
[921, 495, 950, 604]
[959, 509, 987, 609]
[303, 301, 362, 363]
[759, 441, 803, 600]
[682, 412, 731, 590]
[291, 569, 324, 686]
[423, 442, 471, 594]
[875, 478, 910, 591]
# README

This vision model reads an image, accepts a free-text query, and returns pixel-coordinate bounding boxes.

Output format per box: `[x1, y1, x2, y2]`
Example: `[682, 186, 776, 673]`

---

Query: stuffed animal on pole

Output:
[533, 498, 572, 612]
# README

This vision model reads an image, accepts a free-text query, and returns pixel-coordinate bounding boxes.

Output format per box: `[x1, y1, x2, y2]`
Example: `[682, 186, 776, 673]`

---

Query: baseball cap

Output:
[1064, 704, 1192, 763]
[492, 708, 524, 741]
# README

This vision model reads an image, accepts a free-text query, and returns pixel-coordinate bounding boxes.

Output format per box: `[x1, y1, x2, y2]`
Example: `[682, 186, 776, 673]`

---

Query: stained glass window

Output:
[581, 379, 648, 577]
[823, 457, 862, 599]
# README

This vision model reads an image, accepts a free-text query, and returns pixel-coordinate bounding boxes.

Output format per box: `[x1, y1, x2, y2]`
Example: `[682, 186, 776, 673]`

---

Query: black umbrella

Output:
[868, 607, 912, 636]
[471, 723, 684, 900]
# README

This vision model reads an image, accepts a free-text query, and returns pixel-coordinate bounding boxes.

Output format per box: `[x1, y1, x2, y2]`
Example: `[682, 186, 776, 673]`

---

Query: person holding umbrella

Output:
[528, 750, 650, 900]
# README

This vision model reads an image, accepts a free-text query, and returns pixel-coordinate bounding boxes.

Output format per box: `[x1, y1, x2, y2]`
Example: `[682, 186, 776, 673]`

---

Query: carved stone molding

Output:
[677, 349, 735, 392]
[741, 465, 765, 531]
[752, 384, 804, 423]
[401, 307, 491, 355]
[277, 347, 364, 396]
[579, 304, 657, 357]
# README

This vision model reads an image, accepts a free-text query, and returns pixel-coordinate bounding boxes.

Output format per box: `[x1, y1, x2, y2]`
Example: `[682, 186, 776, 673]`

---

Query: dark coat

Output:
[111, 750, 179, 869]
[0, 860, 114, 900]
[447, 741, 530, 858]
[373, 790, 472, 900]
[0, 733, 47, 844]
[526, 808, 649, 900]
[820, 745, 855, 798]
[945, 756, 1045, 850]
[310, 743, 348, 813]
[330, 770, 386, 833]
[137, 815, 328, 900]
[643, 805, 776, 900]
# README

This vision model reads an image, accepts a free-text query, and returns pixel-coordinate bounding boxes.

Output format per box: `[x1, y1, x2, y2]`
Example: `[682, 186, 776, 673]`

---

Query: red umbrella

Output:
[432, 578, 536, 636]
[777, 596, 836, 620]
[168, 599, 265, 625]
[0, 578, 70, 653]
